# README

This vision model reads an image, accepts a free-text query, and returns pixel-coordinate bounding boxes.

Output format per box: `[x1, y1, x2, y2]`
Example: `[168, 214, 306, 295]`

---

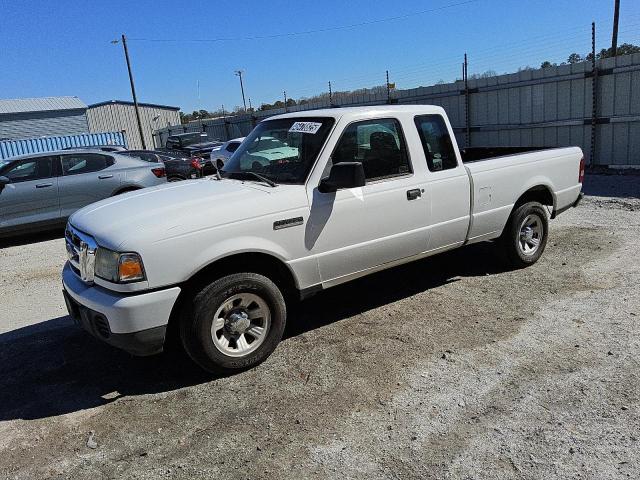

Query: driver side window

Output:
[331, 118, 411, 181]
[4, 156, 55, 183]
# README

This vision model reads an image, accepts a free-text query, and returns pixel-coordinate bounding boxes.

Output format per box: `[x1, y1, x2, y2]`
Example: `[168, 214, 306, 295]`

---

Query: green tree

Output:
[567, 53, 583, 64]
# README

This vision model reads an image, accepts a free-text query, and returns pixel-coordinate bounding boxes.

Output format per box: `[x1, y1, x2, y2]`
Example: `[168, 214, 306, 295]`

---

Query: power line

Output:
[127, 0, 480, 43]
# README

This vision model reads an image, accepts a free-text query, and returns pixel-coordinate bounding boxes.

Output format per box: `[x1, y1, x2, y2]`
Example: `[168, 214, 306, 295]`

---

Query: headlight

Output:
[95, 248, 146, 283]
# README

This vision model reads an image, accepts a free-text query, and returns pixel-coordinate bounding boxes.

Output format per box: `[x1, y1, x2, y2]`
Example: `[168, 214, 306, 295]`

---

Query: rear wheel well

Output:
[513, 185, 554, 210]
[165, 252, 298, 350]
[498, 186, 554, 239]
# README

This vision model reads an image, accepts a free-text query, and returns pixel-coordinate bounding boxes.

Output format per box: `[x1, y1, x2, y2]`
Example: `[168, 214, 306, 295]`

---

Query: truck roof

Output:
[267, 104, 446, 121]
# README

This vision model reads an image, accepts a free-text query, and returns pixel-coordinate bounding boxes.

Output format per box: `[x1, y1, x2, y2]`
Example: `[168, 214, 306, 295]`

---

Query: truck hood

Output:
[69, 179, 304, 251]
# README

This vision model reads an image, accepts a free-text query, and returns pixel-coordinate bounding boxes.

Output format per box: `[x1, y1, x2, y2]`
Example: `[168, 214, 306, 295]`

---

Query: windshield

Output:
[166, 133, 209, 148]
[181, 133, 209, 146]
[221, 117, 334, 184]
[0, 160, 10, 171]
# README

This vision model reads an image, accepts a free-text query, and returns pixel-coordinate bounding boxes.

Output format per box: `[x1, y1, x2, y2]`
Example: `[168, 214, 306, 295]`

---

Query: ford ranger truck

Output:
[62, 105, 584, 373]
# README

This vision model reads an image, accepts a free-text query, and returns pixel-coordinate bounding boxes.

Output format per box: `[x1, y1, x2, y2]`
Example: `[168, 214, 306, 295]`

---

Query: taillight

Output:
[151, 167, 166, 178]
[190, 158, 203, 170]
[579, 156, 585, 183]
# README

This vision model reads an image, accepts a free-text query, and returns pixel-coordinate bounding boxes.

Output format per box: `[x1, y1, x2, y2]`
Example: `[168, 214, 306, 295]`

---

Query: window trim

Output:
[413, 114, 460, 172]
[326, 116, 414, 185]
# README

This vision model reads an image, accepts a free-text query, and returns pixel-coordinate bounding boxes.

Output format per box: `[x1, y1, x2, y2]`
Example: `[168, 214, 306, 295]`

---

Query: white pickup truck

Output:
[62, 105, 584, 373]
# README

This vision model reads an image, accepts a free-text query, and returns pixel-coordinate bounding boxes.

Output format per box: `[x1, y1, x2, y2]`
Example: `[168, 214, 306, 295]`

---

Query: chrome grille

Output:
[65, 224, 97, 283]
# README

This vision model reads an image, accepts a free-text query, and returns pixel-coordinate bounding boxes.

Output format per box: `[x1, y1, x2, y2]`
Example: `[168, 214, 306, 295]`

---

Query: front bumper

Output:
[62, 262, 181, 356]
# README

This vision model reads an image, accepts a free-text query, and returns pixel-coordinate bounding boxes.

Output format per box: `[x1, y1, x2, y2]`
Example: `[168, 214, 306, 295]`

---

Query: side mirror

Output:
[318, 162, 365, 193]
[0, 176, 10, 191]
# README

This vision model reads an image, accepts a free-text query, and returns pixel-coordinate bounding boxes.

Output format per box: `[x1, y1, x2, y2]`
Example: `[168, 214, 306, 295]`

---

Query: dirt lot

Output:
[0, 174, 638, 480]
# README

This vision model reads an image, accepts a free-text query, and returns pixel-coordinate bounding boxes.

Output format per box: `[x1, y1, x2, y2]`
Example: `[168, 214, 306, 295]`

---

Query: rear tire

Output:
[180, 273, 286, 374]
[499, 201, 548, 268]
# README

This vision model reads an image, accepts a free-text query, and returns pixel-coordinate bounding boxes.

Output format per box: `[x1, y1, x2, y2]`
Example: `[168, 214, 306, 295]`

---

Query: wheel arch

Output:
[167, 174, 187, 182]
[496, 184, 555, 238]
[164, 251, 299, 348]
[513, 184, 555, 211]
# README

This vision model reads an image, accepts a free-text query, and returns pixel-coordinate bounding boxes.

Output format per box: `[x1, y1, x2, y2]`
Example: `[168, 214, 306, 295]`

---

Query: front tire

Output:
[500, 201, 549, 268]
[180, 273, 286, 374]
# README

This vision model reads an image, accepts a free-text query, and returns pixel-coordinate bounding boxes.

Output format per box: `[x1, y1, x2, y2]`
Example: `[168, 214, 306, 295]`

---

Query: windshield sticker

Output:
[289, 121, 322, 134]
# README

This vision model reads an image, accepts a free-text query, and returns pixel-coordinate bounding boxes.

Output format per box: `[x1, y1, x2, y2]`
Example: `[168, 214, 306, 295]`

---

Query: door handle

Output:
[406, 188, 422, 200]
[98, 174, 114, 179]
[35, 183, 53, 188]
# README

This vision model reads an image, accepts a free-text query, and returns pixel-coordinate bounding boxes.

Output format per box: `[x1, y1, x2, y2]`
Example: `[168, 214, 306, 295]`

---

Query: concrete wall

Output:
[0, 109, 89, 140]
[157, 53, 640, 166]
[87, 103, 180, 150]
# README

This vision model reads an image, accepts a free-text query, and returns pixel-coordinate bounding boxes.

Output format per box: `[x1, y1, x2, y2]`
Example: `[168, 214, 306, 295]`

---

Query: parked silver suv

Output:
[0, 149, 167, 237]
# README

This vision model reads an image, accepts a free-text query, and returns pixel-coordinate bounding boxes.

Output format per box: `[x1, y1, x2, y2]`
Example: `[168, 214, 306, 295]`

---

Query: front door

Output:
[0, 155, 60, 230]
[307, 117, 431, 285]
[57, 153, 121, 217]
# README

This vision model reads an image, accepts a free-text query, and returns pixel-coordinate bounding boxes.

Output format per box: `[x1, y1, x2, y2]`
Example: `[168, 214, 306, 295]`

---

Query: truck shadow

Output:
[0, 228, 65, 248]
[0, 242, 506, 422]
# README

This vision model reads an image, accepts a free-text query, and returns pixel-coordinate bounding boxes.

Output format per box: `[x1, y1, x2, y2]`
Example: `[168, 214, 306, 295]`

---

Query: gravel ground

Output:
[0, 174, 638, 480]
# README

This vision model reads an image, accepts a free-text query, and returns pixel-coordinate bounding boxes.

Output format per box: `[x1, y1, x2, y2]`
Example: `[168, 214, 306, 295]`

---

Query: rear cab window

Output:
[414, 115, 459, 172]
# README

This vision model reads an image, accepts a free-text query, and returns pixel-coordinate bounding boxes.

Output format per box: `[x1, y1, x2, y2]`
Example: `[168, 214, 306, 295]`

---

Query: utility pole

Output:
[119, 34, 146, 149]
[611, 0, 620, 56]
[221, 104, 230, 140]
[386, 70, 391, 104]
[283, 91, 288, 112]
[464, 53, 470, 147]
[235, 70, 247, 112]
[590, 22, 598, 166]
[328, 81, 333, 106]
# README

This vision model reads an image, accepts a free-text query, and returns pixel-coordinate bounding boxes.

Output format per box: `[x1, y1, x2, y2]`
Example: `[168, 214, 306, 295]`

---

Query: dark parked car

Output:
[120, 150, 205, 181]
[162, 132, 222, 159]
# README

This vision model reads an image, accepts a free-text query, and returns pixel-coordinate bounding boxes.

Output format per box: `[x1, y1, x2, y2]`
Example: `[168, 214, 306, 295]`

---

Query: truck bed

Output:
[460, 146, 550, 163]
[463, 146, 583, 244]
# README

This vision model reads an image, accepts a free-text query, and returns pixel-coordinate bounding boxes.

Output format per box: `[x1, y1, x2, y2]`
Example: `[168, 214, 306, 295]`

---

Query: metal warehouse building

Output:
[0, 96, 89, 140]
[87, 100, 180, 150]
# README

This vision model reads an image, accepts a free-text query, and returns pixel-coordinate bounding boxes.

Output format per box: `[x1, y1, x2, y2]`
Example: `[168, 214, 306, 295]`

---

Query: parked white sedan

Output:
[209, 137, 245, 170]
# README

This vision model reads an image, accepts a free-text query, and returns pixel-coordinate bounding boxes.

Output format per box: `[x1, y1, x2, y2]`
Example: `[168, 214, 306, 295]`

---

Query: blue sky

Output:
[1, 0, 639, 113]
